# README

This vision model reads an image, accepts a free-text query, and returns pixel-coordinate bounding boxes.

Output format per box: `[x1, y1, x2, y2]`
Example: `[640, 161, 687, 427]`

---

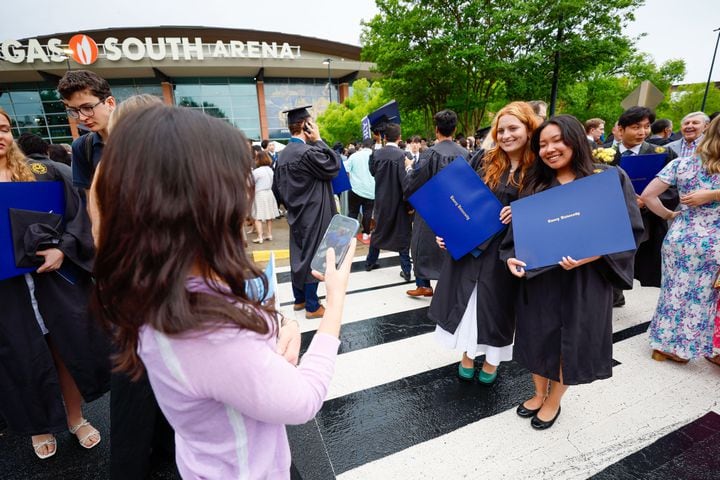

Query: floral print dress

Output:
[648, 155, 720, 359]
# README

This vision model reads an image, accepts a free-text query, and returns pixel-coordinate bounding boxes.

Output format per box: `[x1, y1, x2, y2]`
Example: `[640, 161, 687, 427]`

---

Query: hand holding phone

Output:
[311, 214, 360, 275]
[303, 119, 319, 142]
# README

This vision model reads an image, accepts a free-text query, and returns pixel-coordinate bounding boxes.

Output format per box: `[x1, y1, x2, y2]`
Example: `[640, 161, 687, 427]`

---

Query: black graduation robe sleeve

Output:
[594, 166, 645, 290]
[303, 140, 341, 180]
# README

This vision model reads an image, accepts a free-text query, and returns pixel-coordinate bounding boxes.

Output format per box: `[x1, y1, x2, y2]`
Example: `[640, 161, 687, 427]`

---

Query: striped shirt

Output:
[679, 135, 703, 158]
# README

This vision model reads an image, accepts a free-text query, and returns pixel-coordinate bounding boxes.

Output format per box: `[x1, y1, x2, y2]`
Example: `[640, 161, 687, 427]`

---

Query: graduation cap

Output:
[9, 208, 63, 268]
[282, 104, 313, 124]
[475, 126, 491, 140]
[361, 100, 401, 140]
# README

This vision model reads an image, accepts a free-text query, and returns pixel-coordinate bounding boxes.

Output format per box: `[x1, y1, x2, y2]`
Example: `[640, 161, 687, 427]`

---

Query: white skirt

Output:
[253, 189, 280, 221]
[434, 284, 513, 366]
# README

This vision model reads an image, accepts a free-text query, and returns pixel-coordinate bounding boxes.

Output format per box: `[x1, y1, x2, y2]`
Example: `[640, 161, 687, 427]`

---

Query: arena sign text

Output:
[0, 34, 301, 65]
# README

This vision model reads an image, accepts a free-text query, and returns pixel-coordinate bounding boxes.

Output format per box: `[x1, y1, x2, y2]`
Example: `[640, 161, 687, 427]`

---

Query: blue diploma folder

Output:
[332, 159, 352, 195]
[0, 181, 65, 281]
[619, 153, 667, 194]
[511, 168, 635, 270]
[408, 157, 504, 260]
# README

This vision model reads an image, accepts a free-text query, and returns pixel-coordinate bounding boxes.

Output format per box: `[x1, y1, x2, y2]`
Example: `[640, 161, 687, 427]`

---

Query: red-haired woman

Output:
[433, 102, 540, 384]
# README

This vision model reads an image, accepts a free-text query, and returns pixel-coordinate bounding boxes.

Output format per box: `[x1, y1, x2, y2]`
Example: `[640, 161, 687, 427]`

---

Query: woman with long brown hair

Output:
[432, 101, 539, 384]
[641, 115, 720, 365]
[503, 115, 644, 429]
[91, 105, 354, 478]
[0, 107, 109, 458]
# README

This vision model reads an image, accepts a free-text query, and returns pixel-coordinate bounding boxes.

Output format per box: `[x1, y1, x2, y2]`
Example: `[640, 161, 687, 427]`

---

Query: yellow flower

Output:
[592, 147, 616, 164]
[654, 146, 666, 153]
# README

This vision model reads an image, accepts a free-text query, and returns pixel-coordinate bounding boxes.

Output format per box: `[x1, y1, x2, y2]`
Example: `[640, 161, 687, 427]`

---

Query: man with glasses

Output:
[58, 70, 116, 194]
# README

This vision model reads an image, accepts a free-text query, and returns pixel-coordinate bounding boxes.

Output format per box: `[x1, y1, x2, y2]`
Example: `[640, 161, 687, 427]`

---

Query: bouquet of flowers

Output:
[592, 147, 616, 164]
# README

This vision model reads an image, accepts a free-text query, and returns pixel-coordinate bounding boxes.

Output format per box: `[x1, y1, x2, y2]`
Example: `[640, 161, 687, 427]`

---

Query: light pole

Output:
[323, 58, 332, 103]
[701, 27, 720, 112]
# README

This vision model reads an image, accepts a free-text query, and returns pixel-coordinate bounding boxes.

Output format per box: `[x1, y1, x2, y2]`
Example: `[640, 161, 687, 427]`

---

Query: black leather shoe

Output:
[400, 270, 411, 282]
[531, 406, 561, 430]
[516, 401, 541, 418]
[365, 263, 380, 272]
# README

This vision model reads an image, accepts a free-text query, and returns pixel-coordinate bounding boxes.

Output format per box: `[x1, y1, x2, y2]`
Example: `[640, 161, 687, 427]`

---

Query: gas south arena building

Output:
[0, 26, 376, 142]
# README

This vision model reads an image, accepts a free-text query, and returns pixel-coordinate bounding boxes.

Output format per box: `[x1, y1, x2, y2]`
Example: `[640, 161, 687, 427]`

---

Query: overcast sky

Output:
[4, 0, 719, 84]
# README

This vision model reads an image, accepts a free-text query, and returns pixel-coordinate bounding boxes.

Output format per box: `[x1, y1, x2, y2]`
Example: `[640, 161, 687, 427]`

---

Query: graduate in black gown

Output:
[366, 123, 414, 279]
[403, 110, 469, 296]
[0, 108, 110, 458]
[431, 102, 540, 384]
[273, 106, 340, 318]
[502, 115, 644, 430]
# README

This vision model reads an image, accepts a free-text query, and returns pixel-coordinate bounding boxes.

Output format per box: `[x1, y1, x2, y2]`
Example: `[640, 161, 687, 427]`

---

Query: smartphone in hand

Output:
[311, 214, 360, 275]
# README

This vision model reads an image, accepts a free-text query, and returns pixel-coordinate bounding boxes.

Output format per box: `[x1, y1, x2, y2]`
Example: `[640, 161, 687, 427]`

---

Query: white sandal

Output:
[32, 435, 57, 459]
[68, 418, 101, 449]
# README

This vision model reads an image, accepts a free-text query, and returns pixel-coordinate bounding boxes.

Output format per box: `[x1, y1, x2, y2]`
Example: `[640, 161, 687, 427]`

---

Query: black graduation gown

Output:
[0, 161, 111, 435]
[274, 139, 340, 289]
[430, 167, 519, 347]
[610, 142, 678, 287]
[369, 145, 412, 251]
[499, 165, 645, 385]
[403, 140, 469, 280]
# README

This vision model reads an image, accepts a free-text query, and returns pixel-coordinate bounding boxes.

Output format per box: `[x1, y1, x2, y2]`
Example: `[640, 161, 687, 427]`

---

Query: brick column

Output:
[161, 81, 174, 105]
[256, 80, 269, 140]
[339, 82, 350, 103]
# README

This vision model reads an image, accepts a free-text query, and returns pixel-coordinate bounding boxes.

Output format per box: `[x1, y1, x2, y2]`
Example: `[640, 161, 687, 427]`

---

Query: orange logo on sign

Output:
[68, 35, 99, 65]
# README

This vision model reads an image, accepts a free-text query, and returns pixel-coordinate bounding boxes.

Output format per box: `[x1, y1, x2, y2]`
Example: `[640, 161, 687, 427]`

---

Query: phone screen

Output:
[311, 214, 360, 275]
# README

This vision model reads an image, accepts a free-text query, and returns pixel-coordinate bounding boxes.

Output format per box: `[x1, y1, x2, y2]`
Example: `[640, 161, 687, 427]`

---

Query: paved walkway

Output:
[1, 250, 718, 479]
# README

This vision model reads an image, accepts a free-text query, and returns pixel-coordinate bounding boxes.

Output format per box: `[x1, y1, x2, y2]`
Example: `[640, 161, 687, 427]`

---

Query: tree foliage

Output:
[361, 0, 646, 134]
[317, 78, 430, 145]
[657, 83, 720, 125]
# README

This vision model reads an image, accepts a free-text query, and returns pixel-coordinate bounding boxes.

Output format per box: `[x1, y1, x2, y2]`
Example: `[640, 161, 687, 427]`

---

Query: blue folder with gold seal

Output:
[619, 152, 667, 194]
[408, 157, 504, 260]
[0, 181, 65, 280]
[511, 168, 635, 270]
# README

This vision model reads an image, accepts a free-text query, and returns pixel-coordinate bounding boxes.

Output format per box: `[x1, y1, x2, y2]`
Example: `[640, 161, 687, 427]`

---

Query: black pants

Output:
[110, 371, 177, 480]
[348, 191, 374, 234]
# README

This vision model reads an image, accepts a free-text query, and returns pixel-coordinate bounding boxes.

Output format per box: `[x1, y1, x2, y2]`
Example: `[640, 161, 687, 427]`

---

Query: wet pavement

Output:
[2, 225, 719, 478]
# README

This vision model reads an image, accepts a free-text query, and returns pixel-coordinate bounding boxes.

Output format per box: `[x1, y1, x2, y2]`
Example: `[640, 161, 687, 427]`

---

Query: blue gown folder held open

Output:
[0, 181, 65, 281]
[511, 168, 635, 270]
[408, 157, 504, 260]
[619, 152, 668, 194]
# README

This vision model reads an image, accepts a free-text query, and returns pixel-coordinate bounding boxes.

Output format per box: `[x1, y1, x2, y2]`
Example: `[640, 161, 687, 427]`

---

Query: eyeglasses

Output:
[65, 99, 106, 119]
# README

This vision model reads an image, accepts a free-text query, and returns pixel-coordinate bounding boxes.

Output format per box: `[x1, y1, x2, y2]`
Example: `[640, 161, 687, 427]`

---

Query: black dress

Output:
[499, 165, 645, 385]
[0, 160, 111, 435]
[430, 167, 519, 349]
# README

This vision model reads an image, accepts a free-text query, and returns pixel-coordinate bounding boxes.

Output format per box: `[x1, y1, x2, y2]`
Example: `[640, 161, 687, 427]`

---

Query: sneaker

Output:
[360, 233, 371, 245]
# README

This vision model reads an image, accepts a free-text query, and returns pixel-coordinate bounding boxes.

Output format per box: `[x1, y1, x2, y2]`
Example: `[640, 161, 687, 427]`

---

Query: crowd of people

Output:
[0, 65, 718, 479]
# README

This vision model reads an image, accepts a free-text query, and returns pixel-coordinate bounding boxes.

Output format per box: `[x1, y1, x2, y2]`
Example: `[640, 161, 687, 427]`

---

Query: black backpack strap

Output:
[82, 132, 97, 179]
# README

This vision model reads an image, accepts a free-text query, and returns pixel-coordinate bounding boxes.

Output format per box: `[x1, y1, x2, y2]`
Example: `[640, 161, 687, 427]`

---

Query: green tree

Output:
[559, 56, 685, 123]
[317, 78, 430, 145]
[361, 0, 645, 134]
[657, 83, 720, 125]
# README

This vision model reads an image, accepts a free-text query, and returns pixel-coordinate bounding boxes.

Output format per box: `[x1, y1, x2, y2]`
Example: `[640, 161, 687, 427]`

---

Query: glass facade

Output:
[264, 78, 337, 139]
[0, 78, 163, 145]
[174, 77, 261, 140]
[0, 85, 72, 144]
[1, 76, 341, 144]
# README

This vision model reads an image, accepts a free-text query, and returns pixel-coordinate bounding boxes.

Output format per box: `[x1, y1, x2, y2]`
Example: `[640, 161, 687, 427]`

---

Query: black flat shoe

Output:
[516, 402, 541, 418]
[531, 406, 561, 430]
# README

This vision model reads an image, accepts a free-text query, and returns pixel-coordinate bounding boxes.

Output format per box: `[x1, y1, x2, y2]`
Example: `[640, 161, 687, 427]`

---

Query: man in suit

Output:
[585, 118, 605, 149]
[647, 118, 674, 146]
[610, 106, 678, 306]
[666, 111, 710, 158]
